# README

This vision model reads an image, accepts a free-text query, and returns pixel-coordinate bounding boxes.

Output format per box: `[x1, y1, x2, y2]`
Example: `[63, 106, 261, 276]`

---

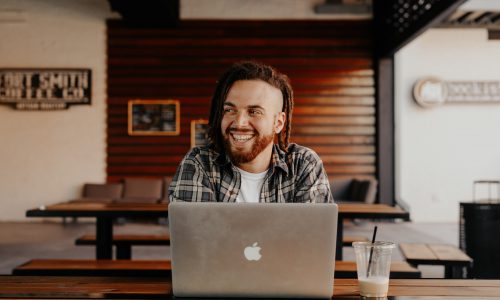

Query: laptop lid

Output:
[169, 202, 338, 298]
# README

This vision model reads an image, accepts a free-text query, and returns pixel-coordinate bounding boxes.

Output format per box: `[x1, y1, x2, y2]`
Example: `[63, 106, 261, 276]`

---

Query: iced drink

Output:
[353, 241, 395, 298]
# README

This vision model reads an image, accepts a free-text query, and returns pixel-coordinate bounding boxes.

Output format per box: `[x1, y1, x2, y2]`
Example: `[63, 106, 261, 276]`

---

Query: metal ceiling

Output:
[440, 9, 500, 27]
[438, 9, 500, 40]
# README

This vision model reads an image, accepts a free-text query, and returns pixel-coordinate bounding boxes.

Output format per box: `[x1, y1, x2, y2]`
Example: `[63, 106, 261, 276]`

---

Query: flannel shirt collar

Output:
[213, 144, 289, 175]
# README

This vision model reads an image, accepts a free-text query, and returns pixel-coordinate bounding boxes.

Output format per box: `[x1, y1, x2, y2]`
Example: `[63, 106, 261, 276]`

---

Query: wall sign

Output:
[414, 77, 500, 108]
[0, 68, 91, 110]
[191, 119, 209, 148]
[128, 99, 180, 136]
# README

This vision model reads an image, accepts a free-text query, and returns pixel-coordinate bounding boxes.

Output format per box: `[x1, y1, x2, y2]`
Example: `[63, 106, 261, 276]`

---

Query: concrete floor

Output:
[0, 219, 458, 277]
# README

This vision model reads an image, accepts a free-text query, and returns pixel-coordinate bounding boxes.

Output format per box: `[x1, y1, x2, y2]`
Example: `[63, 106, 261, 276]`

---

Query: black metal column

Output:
[375, 57, 395, 205]
[96, 217, 113, 260]
[336, 216, 344, 260]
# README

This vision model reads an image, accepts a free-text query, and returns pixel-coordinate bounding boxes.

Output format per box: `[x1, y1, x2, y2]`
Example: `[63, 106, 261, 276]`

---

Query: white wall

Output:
[461, 0, 500, 10]
[395, 29, 500, 222]
[0, 0, 116, 220]
[181, 0, 370, 19]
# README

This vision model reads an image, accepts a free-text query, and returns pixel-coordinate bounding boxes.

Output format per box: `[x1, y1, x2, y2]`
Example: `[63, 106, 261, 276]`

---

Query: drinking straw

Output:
[366, 225, 378, 277]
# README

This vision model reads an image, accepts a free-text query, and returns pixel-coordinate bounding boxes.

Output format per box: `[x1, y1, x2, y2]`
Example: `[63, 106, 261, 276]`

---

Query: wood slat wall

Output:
[107, 20, 375, 182]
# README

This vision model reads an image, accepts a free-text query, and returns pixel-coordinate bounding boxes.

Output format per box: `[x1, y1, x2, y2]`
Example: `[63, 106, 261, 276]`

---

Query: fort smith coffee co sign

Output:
[413, 77, 500, 108]
[0, 69, 91, 110]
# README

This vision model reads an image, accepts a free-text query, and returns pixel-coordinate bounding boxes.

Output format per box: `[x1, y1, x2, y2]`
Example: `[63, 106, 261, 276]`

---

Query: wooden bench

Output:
[399, 243, 473, 279]
[75, 234, 170, 259]
[75, 234, 369, 259]
[13, 259, 420, 279]
[334, 261, 421, 279]
[13, 259, 172, 277]
[77, 234, 365, 259]
[342, 235, 369, 246]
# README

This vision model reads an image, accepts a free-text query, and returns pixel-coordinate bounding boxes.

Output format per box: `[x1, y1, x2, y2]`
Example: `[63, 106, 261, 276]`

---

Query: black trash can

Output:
[460, 202, 500, 279]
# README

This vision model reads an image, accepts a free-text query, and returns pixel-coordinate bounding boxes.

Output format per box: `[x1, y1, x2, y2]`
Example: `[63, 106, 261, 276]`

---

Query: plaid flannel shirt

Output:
[168, 143, 333, 203]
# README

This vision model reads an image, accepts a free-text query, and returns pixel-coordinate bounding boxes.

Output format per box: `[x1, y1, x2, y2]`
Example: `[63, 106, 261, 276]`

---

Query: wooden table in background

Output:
[26, 202, 169, 260]
[1, 276, 499, 299]
[337, 203, 410, 260]
[26, 202, 408, 260]
[399, 243, 473, 278]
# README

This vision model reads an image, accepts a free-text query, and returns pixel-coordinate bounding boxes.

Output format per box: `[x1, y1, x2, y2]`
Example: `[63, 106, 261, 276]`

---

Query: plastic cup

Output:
[353, 241, 395, 298]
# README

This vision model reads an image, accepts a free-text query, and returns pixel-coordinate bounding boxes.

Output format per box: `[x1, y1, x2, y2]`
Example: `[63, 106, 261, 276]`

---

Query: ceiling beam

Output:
[374, 0, 467, 58]
[108, 0, 179, 27]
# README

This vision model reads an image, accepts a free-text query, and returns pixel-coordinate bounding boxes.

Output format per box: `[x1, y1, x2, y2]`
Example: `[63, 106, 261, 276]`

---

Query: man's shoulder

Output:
[184, 145, 217, 160]
[285, 143, 322, 164]
[186, 145, 213, 157]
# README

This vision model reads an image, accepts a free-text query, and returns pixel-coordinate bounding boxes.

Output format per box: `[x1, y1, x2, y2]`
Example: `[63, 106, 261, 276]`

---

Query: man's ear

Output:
[274, 112, 286, 134]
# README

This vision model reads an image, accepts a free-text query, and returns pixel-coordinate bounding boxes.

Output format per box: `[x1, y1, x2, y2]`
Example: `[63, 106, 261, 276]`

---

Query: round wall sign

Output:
[413, 77, 446, 108]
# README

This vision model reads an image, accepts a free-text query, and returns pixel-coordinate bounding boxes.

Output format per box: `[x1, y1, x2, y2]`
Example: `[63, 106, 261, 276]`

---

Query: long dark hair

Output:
[207, 61, 294, 153]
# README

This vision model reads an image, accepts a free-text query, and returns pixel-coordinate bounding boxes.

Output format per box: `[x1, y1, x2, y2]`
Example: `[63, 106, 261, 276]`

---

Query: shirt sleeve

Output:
[168, 151, 216, 202]
[293, 152, 334, 203]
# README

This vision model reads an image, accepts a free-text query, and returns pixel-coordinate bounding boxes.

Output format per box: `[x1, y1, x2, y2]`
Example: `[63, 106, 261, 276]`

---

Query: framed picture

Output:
[128, 100, 180, 136]
[191, 119, 209, 148]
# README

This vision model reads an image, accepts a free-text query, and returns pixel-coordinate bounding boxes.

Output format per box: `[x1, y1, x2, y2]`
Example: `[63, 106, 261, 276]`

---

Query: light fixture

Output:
[314, 0, 372, 15]
[488, 29, 500, 40]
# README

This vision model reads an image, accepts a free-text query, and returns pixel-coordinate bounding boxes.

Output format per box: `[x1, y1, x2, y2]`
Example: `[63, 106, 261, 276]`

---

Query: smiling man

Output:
[169, 61, 333, 203]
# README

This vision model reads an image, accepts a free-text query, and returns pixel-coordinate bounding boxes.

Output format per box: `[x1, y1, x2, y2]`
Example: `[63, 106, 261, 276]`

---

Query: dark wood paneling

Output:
[107, 20, 375, 181]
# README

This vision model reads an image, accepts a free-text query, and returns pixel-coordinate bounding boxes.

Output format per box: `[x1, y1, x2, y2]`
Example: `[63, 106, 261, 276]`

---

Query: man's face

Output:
[221, 80, 286, 165]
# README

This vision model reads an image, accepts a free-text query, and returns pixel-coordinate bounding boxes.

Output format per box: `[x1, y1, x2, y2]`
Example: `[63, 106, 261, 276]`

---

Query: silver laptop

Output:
[169, 202, 338, 298]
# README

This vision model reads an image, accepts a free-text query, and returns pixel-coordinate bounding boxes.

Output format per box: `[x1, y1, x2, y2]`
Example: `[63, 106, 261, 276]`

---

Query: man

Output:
[169, 61, 333, 203]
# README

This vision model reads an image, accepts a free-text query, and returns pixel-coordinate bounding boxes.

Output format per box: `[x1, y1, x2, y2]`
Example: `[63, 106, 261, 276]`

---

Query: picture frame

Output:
[190, 119, 209, 148]
[128, 100, 180, 136]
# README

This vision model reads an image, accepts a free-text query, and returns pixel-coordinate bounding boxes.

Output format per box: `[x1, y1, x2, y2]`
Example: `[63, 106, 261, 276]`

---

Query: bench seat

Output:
[75, 234, 170, 259]
[77, 234, 366, 259]
[13, 259, 420, 279]
[342, 235, 369, 246]
[13, 259, 172, 277]
[334, 261, 421, 279]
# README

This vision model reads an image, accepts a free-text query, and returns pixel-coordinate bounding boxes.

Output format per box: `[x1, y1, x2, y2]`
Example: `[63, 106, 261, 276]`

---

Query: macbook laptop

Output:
[169, 202, 338, 298]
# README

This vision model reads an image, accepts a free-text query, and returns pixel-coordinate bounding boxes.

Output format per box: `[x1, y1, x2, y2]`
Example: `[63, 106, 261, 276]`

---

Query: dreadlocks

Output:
[207, 61, 294, 153]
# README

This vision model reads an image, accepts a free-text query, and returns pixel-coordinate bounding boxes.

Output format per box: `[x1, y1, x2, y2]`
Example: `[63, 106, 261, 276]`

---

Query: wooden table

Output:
[336, 203, 410, 260]
[26, 202, 407, 260]
[12, 259, 420, 279]
[26, 202, 168, 260]
[400, 243, 473, 278]
[1, 276, 499, 298]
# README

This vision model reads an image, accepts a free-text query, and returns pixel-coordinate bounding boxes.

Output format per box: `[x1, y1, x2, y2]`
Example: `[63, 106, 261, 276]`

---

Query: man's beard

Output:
[223, 128, 274, 165]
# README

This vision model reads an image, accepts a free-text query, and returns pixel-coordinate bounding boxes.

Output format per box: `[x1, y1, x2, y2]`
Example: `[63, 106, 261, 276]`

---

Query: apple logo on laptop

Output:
[244, 242, 262, 261]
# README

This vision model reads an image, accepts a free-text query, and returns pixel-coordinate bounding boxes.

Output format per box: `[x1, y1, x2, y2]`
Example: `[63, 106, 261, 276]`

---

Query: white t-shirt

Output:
[235, 167, 268, 203]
